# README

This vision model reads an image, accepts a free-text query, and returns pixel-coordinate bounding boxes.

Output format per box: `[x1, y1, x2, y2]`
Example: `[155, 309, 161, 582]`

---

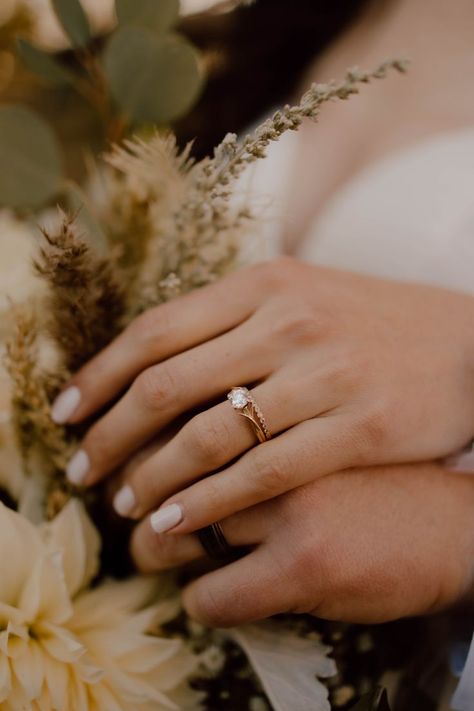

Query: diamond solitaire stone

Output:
[228, 387, 250, 409]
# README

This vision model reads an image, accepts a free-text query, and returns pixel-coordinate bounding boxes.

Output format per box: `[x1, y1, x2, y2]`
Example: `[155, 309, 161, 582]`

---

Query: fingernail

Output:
[51, 386, 81, 424]
[150, 504, 183, 534]
[445, 449, 474, 473]
[66, 449, 90, 486]
[113, 485, 136, 517]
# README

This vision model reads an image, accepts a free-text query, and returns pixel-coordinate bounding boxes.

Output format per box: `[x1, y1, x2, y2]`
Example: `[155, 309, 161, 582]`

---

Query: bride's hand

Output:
[130, 463, 474, 625]
[51, 258, 474, 530]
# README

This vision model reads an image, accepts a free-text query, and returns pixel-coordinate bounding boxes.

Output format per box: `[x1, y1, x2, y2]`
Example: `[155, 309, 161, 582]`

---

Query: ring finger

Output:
[113, 364, 341, 519]
[66, 318, 274, 488]
[130, 506, 267, 573]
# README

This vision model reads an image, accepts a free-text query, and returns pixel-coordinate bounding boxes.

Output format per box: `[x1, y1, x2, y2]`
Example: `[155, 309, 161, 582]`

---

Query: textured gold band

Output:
[227, 387, 272, 443]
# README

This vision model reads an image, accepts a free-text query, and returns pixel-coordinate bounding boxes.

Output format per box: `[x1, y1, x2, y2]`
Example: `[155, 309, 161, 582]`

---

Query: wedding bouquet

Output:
[0, 1, 406, 708]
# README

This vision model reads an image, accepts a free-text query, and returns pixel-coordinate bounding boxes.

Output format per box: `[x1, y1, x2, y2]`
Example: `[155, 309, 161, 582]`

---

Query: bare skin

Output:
[284, 0, 474, 250]
[51, 0, 474, 624]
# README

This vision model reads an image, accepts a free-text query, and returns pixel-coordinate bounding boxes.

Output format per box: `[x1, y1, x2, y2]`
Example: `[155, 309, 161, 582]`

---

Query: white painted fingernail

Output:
[66, 449, 90, 486]
[150, 504, 183, 534]
[445, 449, 474, 473]
[113, 485, 136, 517]
[51, 386, 81, 424]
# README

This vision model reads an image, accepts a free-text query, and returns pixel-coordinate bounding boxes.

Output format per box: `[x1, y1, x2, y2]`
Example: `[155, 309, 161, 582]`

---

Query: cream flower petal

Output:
[19, 555, 72, 626]
[0, 505, 199, 710]
[68, 577, 159, 631]
[42, 652, 68, 710]
[0, 602, 24, 628]
[105, 668, 180, 710]
[0, 652, 11, 702]
[148, 650, 203, 693]
[0, 503, 43, 607]
[12, 640, 44, 701]
[116, 637, 183, 673]
[36, 621, 84, 664]
[42, 499, 100, 597]
[0, 622, 28, 658]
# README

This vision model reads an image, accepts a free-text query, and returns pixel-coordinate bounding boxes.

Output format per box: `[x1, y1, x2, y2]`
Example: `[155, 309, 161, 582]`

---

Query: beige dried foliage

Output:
[98, 59, 406, 314]
[4, 59, 405, 521]
[35, 211, 127, 373]
[4, 306, 72, 480]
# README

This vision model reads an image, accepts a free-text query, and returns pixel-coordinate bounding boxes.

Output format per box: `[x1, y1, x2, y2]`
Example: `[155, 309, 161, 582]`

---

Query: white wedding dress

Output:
[245, 124, 474, 710]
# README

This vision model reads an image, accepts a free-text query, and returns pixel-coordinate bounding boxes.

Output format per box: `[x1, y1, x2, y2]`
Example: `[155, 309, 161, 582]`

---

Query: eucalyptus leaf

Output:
[116, 0, 179, 34]
[350, 688, 391, 711]
[16, 39, 75, 87]
[104, 27, 202, 124]
[51, 0, 91, 48]
[0, 106, 62, 210]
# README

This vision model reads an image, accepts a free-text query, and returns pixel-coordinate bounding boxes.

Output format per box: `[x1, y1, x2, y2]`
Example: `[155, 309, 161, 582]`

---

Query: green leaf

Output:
[104, 27, 202, 124]
[0, 106, 62, 210]
[16, 39, 75, 87]
[350, 688, 391, 711]
[51, 0, 91, 48]
[116, 0, 179, 34]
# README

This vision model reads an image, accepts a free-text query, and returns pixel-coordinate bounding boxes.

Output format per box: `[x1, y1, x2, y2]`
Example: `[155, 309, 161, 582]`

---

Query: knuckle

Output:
[138, 529, 179, 571]
[276, 309, 321, 345]
[84, 426, 113, 468]
[193, 585, 233, 627]
[255, 256, 298, 290]
[324, 354, 358, 392]
[128, 305, 173, 346]
[135, 363, 180, 412]
[351, 403, 391, 462]
[289, 539, 332, 608]
[184, 414, 233, 468]
[254, 449, 294, 497]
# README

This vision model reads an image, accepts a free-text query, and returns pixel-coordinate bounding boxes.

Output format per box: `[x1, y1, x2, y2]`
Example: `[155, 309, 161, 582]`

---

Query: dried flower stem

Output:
[4, 307, 73, 478]
[210, 59, 408, 188]
[35, 212, 126, 373]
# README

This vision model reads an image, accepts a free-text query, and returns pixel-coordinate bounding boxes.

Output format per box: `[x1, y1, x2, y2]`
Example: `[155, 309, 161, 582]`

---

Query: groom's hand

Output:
[130, 462, 474, 626]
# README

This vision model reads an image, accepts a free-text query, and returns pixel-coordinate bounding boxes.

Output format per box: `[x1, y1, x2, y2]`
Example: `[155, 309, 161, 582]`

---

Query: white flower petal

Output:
[19, 555, 71, 625]
[229, 623, 337, 711]
[42, 652, 68, 710]
[12, 641, 44, 701]
[117, 637, 182, 673]
[42, 499, 101, 597]
[0, 652, 11, 701]
[37, 622, 84, 664]
[0, 503, 43, 607]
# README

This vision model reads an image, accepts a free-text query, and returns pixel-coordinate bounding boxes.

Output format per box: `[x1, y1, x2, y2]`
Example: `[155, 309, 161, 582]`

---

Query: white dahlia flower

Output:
[0, 498, 200, 710]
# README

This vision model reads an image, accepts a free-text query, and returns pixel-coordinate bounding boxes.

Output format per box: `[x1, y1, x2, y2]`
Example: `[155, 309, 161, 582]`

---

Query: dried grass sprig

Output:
[4, 307, 73, 479]
[141, 59, 407, 300]
[35, 211, 127, 373]
[206, 59, 408, 187]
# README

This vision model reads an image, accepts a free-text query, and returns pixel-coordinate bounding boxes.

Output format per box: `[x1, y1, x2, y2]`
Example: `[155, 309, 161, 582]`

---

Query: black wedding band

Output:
[197, 522, 233, 561]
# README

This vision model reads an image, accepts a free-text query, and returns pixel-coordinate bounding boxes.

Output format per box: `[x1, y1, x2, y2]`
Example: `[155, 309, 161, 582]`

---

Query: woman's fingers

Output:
[146, 415, 359, 536]
[51, 267, 262, 425]
[65, 322, 272, 487]
[131, 506, 266, 573]
[112, 371, 338, 519]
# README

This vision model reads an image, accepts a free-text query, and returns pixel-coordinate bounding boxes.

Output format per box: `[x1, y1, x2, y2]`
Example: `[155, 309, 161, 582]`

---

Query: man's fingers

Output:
[51, 267, 262, 425]
[131, 506, 267, 573]
[182, 548, 294, 627]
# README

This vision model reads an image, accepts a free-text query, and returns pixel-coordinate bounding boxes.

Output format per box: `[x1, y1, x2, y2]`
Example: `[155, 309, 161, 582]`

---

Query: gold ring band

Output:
[227, 387, 272, 443]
